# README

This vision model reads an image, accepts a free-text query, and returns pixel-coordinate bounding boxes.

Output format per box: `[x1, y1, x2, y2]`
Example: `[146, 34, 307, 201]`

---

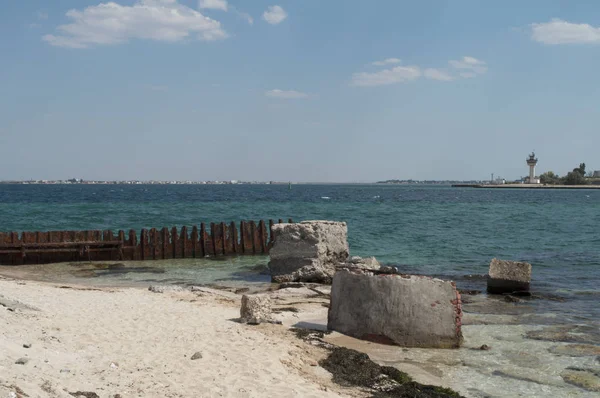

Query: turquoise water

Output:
[1, 184, 599, 321]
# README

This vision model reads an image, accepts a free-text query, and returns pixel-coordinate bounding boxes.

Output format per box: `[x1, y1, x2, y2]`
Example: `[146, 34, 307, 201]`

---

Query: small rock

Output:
[23, 343, 32, 348]
[479, 344, 491, 351]
[60, 369, 71, 373]
[148, 285, 185, 293]
[240, 294, 273, 325]
[110, 362, 118, 368]
[8, 392, 17, 398]
[191, 352, 203, 360]
[504, 295, 523, 303]
[15, 357, 29, 365]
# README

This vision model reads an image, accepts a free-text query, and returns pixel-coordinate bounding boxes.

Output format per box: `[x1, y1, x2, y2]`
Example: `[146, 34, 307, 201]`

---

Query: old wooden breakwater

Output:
[0, 219, 293, 265]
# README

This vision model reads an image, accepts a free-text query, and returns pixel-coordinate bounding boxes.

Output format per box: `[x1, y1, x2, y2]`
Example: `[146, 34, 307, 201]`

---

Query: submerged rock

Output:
[525, 325, 600, 345]
[560, 368, 600, 392]
[549, 344, 600, 357]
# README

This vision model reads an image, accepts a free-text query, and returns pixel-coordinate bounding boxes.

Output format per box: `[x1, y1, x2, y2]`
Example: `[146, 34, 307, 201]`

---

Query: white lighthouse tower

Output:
[526, 152, 539, 184]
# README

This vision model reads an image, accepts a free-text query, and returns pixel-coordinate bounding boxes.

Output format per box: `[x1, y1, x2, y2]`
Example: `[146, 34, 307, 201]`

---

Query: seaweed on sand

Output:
[319, 347, 464, 398]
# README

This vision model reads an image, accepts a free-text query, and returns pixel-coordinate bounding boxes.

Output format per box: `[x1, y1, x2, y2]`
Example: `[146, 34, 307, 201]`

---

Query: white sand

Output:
[0, 277, 363, 398]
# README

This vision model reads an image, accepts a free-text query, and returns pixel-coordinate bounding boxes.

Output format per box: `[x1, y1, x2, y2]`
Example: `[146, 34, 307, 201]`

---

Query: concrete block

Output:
[328, 269, 463, 348]
[240, 294, 272, 325]
[269, 221, 349, 284]
[487, 258, 532, 294]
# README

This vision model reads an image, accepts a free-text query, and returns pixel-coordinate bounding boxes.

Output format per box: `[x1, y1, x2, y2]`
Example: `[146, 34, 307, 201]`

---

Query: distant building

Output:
[593, 171, 600, 178]
[525, 152, 540, 184]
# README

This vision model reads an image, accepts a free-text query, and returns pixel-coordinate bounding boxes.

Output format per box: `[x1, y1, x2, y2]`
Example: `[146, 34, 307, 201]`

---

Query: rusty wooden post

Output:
[240, 221, 246, 254]
[191, 226, 198, 258]
[288, 218, 293, 223]
[161, 227, 169, 259]
[269, 219, 274, 242]
[35, 231, 41, 264]
[149, 228, 157, 260]
[128, 230, 136, 261]
[140, 229, 148, 261]
[181, 226, 188, 258]
[231, 221, 238, 254]
[249, 221, 257, 254]
[199, 223, 206, 257]
[210, 223, 217, 256]
[220, 222, 227, 255]
[278, 219, 283, 224]
[171, 226, 179, 258]
[258, 220, 267, 254]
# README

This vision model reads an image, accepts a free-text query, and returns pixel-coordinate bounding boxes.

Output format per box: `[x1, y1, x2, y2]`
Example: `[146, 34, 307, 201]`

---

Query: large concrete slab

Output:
[328, 269, 463, 348]
[269, 221, 349, 284]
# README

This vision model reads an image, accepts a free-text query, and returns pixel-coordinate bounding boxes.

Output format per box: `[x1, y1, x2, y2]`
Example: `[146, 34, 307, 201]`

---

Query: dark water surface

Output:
[1, 184, 599, 323]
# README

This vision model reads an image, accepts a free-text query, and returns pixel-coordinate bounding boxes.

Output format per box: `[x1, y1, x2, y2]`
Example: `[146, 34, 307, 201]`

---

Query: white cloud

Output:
[531, 19, 600, 44]
[460, 72, 477, 79]
[263, 5, 287, 25]
[372, 58, 401, 66]
[265, 89, 308, 99]
[199, 0, 228, 11]
[423, 68, 454, 81]
[351, 66, 421, 87]
[449, 56, 487, 75]
[43, 0, 227, 49]
[37, 11, 49, 20]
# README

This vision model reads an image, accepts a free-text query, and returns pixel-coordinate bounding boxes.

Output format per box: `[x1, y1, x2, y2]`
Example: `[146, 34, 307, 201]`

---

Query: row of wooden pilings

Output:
[0, 219, 294, 265]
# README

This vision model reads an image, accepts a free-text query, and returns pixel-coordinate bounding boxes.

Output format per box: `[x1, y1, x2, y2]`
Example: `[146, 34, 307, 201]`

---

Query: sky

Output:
[1, 0, 599, 182]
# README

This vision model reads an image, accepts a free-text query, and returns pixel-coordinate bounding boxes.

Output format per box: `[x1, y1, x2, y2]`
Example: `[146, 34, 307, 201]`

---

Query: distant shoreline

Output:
[452, 184, 600, 189]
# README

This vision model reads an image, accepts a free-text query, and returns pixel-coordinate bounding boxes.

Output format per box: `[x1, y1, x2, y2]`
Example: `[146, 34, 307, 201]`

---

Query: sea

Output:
[1, 184, 599, 397]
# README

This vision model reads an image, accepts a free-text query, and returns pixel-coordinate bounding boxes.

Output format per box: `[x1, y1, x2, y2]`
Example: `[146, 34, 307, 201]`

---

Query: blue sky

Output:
[1, 0, 599, 182]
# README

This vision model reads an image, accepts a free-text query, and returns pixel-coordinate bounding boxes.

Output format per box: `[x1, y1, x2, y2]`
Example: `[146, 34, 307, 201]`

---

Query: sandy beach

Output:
[2, 271, 599, 398]
[0, 276, 364, 398]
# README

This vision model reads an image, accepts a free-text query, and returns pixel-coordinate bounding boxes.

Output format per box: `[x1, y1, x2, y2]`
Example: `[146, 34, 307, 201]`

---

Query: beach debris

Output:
[8, 392, 17, 398]
[292, 328, 335, 350]
[340, 256, 381, 271]
[60, 369, 71, 373]
[479, 345, 491, 351]
[240, 294, 279, 325]
[148, 285, 185, 294]
[328, 269, 463, 348]
[268, 221, 349, 284]
[560, 367, 600, 392]
[68, 392, 100, 398]
[487, 258, 531, 294]
[191, 352, 203, 360]
[14, 357, 29, 365]
[22, 343, 31, 349]
[109, 362, 119, 369]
